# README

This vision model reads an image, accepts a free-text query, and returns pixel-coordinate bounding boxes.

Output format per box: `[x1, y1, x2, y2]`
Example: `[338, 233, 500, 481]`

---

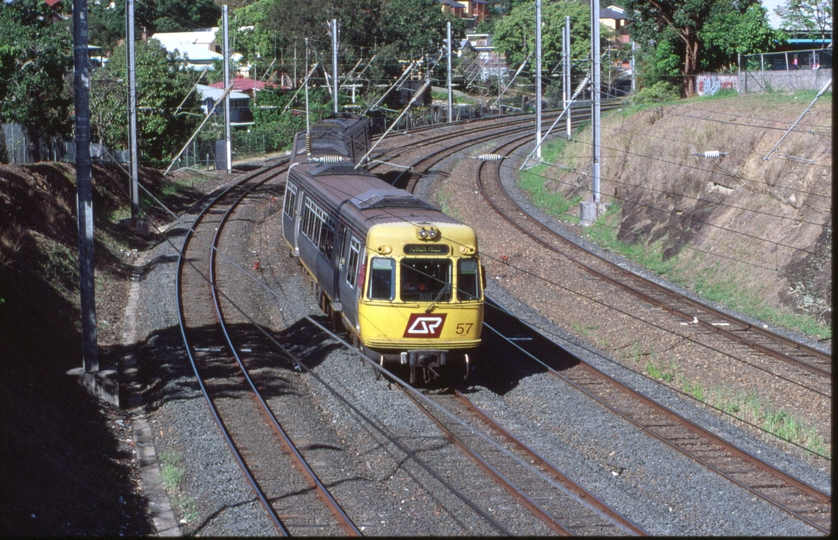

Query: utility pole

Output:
[581, 0, 602, 226]
[127, 0, 139, 219]
[447, 21, 453, 123]
[592, 1, 601, 206]
[564, 16, 572, 140]
[223, 5, 231, 173]
[305, 38, 311, 139]
[535, 0, 542, 159]
[332, 19, 339, 114]
[73, 0, 99, 372]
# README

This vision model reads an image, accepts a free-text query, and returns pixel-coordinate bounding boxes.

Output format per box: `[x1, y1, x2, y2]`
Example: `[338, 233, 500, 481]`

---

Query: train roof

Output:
[288, 162, 461, 232]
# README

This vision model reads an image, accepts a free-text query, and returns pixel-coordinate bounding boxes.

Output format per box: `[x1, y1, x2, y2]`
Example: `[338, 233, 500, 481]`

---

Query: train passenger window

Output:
[283, 183, 297, 217]
[400, 259, 451, 302]
[368, 257, 394, 300]
[457, 259, 481, 301]
[346, 238, 361, 287]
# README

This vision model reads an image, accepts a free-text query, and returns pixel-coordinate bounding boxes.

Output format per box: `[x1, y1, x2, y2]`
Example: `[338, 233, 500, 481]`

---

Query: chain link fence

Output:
[738, 48, 832, 94]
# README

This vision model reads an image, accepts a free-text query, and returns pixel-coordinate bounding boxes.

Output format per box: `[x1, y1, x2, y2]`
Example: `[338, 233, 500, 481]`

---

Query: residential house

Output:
[600, 5, 630, 44]
[439, 0, 489, 30]
[150, 29, 224, 71]
[196, 84, 253, 126]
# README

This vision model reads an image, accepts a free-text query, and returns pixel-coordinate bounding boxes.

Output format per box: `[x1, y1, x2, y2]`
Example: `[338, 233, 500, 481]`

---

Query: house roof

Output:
[600, 7, 627, 20]
[208, 78, 281, 92]
[150, 30, 222, 63]
[196, 84, 249, 102]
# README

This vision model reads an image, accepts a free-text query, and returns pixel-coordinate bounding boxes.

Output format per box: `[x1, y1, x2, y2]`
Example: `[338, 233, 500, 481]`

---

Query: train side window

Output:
[301, 197, 315, 238]
[457, 258, 481, 301]
[368, 257, 394, 300]
[346, 238, 361, 288]
[283, 183, 297, 217]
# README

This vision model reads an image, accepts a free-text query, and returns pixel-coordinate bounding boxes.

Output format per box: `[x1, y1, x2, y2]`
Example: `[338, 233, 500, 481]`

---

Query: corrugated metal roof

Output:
[195, 84, 249, 101]
[208, 78, 280, 92]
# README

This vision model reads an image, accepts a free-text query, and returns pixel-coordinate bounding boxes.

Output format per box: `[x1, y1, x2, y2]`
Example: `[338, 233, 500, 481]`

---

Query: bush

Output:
[631, 81, 682, 104]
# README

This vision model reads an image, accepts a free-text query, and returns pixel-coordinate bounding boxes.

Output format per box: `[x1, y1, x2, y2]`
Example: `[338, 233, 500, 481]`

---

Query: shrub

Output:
[631, 81, 681, 104]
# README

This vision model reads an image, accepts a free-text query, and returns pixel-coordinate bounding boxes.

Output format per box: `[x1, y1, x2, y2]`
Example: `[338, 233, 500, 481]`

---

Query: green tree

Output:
[774, 0, 832, 40]
[138, 0, 220, 34]
[625, 0, 779, 96]
[380, 0, 452, 60]
[701, 4, 785, 71]
[90, 39, 200, 163]
[89, 0, 126, 51]
[0, 0, 74, 154]
[492, 1, 591, 82]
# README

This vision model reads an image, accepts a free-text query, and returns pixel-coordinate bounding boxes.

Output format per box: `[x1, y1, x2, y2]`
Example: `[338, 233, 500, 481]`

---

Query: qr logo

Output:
[403, 314, 447, 338]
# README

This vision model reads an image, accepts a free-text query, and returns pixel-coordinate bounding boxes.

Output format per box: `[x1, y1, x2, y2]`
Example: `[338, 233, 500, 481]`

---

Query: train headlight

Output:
[416, 226, 440, 241]
[376, 245, 392, 254]
[459, 245, 476, 255]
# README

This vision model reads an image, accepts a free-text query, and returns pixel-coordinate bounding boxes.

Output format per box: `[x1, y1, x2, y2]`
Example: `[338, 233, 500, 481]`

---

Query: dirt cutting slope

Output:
[544, 93, 832, 334]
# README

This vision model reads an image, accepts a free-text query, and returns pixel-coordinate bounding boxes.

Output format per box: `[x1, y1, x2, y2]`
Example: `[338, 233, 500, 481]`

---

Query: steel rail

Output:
[483, 313, 831, 534]
[175, 168, 291, 536]
[399, 387, 573, 536]
[208, 177, 361, 535]
[452, 390, 647, 536]
[475, 135, 831, 388]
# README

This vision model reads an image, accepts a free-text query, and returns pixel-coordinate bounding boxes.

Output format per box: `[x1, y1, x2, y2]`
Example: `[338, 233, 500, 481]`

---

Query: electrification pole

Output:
[305, 38, 311, 137]
[564, 16, 572, 140]
[591, 0, 601, 206]
[447, 21, 453, 123]
[73, 0, 99, 372]
[223, 6, 231, 173]
[127, 0, 139, 219]
[332, 19, 339, 114]
[535, 0, 542, 159]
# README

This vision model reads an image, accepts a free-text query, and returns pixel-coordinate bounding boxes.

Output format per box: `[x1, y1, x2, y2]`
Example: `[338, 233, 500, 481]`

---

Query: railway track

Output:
[473, 135, 831, 400]
[175, 164, 361, 536]
[401, 386, 646, 535]
[376, 110, 831, 533]
[163, 108, 828, 535]
[483, 295, 832, 534]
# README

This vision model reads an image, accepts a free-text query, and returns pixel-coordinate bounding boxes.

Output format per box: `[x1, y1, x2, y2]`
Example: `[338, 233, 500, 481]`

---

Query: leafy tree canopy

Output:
[89, 0, 220, 52]
[242, 0, 457, 80]
[492, 0, 591, 79]
[138, 0, 220, 34]
[701, 4, 785, 70]
[90, 40, 200, 162]
[625, 0, 780, 96]
[774, 0, 832, 37]
[0, 0, 74, 142]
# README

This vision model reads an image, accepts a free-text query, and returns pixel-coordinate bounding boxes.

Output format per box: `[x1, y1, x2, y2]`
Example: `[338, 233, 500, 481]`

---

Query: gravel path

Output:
[127, 141, 830, 535]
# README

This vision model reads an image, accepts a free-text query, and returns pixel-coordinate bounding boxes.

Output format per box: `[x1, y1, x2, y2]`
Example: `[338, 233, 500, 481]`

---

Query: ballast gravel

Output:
[128, 166, 829, 536]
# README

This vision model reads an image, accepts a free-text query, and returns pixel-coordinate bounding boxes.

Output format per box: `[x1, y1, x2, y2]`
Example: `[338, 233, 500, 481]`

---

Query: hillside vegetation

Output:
[521, 91, 832, 340]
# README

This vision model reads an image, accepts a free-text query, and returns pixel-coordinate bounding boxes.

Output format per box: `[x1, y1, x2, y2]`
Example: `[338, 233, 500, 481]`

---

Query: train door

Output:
[282, 182, 300, 256]
[337, 233, 363, 330]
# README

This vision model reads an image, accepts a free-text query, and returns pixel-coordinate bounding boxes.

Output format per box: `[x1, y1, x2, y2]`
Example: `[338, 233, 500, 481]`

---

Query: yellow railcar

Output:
[282, 160, 484, 385]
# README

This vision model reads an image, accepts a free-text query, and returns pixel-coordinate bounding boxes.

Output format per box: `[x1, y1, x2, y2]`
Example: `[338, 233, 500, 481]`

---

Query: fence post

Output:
[760, 53, 765, 90]
[784, 52, 790, 91]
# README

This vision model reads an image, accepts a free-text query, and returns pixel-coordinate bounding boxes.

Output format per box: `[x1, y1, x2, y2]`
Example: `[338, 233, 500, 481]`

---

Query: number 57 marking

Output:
[456, 323, 473, 335]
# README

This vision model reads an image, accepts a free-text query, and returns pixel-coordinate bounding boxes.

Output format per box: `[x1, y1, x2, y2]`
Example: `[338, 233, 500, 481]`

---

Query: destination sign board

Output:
[404, 244, 449, 255]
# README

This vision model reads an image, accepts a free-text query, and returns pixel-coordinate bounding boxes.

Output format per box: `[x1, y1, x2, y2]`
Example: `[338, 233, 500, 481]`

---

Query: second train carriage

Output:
[281, 160, 485, 384]
[289, 112, 371, 165]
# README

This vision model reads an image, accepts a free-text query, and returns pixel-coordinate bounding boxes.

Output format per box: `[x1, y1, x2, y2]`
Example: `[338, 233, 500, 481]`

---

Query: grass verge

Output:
[640, 361, 830, 458]
[158, 449, 199, 524]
